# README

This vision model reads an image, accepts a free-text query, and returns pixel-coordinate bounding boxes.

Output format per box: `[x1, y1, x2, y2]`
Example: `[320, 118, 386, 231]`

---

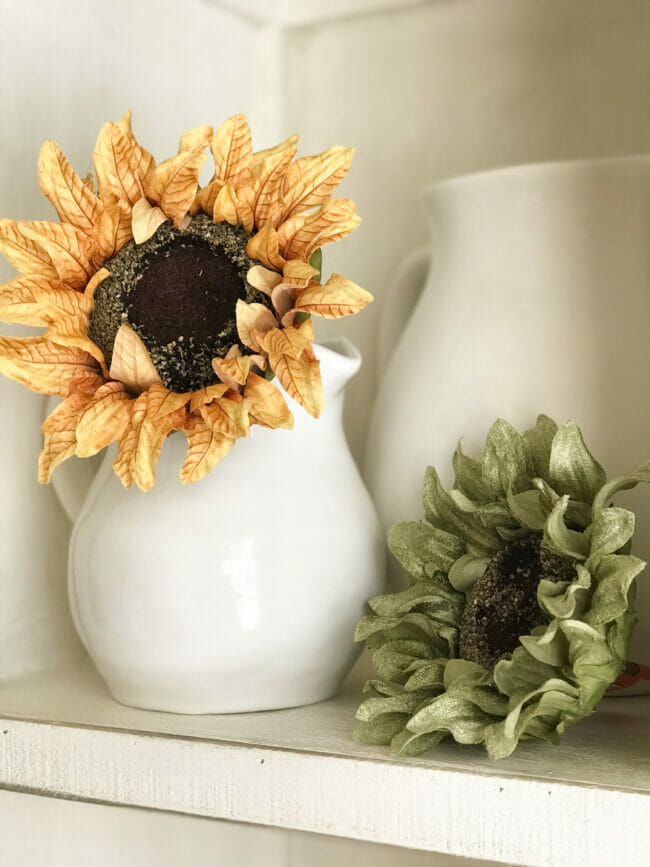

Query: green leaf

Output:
[452, 441, 494, 503]
[447, 553, 490, 592]
[372, 639, 434, 681]
[356, 691, 427, 722]
[403, 659, 448, 692]
[543, 496, 590, 559]
[481, 419, 530, 495]
[387, 521, 465, 580]
[523, 414, 558, 478]
[519, 622, 568, 667]
[592, 471, 648, 516]
[538, 563, 591, 619]
[586, 554, 645, 626]
[549, 422, 606, 504]
[407, 693, 497, 743]
[309, 247, 322, 282]
[391, 728, 446, 756]
[507, 488, 549, 530]
[354, 714, 409, 746]
[589, 507, 635, 557]
[422, 467, 502, 554]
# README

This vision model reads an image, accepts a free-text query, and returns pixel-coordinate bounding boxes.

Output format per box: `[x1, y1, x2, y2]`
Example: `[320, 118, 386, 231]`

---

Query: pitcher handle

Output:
[378, 245, 431, 371]
[45, 395, 101, 525]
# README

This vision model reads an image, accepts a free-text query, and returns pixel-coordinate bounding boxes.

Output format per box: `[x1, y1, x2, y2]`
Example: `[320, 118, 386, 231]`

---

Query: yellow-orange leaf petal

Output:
[211, 115, 252, 186]
[199, 394, 249, 438]
[131, 197, 168, 244]
[293, 273, 373, 318]
[145, 382, 191, 420]
[0, 336, 103, 396]
[180, 415, 235, 484]
[84, 268, 110, 306]
[38, 140, 104, 235]
[235, 299, 277, 352]
[179, 125, 213, 153]
[250, 136, 298, 227]
[95, 199, 132, 257]
[246, 221, 286, 271]
[109, 324, 161, 393]
[278, 198, 359, 261]
[282, 259, 317, 287]
[270, 282, 296, 318]
[213, 183, 254, 233]
[191, 181, 222, 216]
[281, 146, 354, 219]
[75, 382, 132, 458]
[189, 383, 229, 411]
[256, 325, 322, 416]
[0, 219, 58, 279]
[246, 264, 283, 296]
[0, 276, 56, 326]
[244, 372, 293, 430]
[19, 221, 94, 288]
[39, 391, 92, 484]
[146, 150, 207, 228]
[93, 121, 155, 209]
[212, 354, 252, 389]
[46, 313, 107, 374]
[112, 394, 144, 488]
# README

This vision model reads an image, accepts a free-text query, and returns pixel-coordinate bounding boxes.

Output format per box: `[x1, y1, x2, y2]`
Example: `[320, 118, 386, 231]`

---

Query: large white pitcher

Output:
[52, 340, 385, 713]
[365, 156, 650, 661]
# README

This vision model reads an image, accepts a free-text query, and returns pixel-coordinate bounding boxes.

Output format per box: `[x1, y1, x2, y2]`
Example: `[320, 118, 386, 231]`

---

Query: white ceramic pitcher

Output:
[365, 156, 650, 662]
[52, 339, 386, 713]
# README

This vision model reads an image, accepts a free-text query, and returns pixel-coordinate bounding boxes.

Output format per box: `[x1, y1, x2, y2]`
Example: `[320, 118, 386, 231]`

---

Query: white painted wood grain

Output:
[0, 663, 647, 866]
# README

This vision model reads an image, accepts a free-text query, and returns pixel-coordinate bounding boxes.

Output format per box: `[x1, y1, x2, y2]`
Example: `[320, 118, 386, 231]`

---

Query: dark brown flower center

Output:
[88, 214, 270, 393]
[459, 535, 575, 669]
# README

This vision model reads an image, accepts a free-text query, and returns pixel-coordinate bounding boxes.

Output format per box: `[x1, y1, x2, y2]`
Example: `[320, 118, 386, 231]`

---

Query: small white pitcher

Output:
[365, 156, 650, 663]
[51, 339, 385, 713]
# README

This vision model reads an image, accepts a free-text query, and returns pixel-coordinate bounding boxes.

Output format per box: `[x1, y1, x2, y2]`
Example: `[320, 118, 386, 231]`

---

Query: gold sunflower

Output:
[0, 113, 371, 489]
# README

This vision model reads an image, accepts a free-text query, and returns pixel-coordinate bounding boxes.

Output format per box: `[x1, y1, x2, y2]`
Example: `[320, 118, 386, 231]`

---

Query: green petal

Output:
[482, 419, 530, 496]
[354, 714, 410, 746]
[507, 488, 549, 530]
[543, 496, 591, 559]
[589, 507, 635, 558]
[391, 728, 447, 756]
[549, 421, 607, 504]
[407, 693, 498, 744]
[453, 441, 495, 504]
[388, 521, 465, 580]
[585, 554, 645, 626]
[448, 553, 490, 592]
[523, 414, 558, 478]
[422, 467, 502, 554]
[538, 563, 591, 619]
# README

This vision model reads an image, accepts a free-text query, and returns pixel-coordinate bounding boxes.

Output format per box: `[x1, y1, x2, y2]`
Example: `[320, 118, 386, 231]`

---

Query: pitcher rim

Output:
[420, 153, 650, 203]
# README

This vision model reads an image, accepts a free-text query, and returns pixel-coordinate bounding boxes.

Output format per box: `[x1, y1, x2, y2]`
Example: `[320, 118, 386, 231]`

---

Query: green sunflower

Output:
[355, 416, 650, 759]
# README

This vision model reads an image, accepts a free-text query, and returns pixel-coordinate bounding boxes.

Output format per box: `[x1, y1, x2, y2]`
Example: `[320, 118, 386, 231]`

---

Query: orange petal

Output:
[212, 354, 252, 389]
[293, 273, 373, 318]
[244, 372, 293, 430]
[146, 150, 207, 228]
[0, 276, 56, 326]
[112, 394, 144, 489]
[211, 115, 252, 186]
[95, 199, 132, 257]
[131, 390, 185, 491]
[18, 221, 95, 288]
[145, 382, 191, 420]
[246, 221, 286, 271]
[250, 135, 298, 227]
[179, 125, 213, 153]
[180, 415, 235, 484]
[109, 324, 161, 393]
[199, 393, 249, 438]
[246, 264, 283, 296]
[281, 146, 354, 220]
[84, 268, 110, 305]
[235, 299, 277, 352]
[0, 218, 58, 279]
[256, 325, 322, 416]
[131, 197, 169, 244]
[32, 279, 92, 320]
[189, 383, 229, 411]
[39, 391, 92, 483]
[282, 259, 317, 287]
[46, 314, 107, 374]
[270, 283, 296, 318]
[213, 183, 254, 233]
[38, 140, 104, 236]
[93, 119, 155, 209]
[75, 381, 132, 458]
[278, 198, 360, 261]
[0, 336, 103, 396]
[191, 180, 222, 216]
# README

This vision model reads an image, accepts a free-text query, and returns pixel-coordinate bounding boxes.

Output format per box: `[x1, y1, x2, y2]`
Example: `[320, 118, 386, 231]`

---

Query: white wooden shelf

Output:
[0, 660, 648, 867]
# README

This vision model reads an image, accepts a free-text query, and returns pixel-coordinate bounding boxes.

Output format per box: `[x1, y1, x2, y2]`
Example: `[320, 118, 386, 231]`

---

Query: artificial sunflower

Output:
[355, 416, 649, 759]
[0, 113, 371, 489]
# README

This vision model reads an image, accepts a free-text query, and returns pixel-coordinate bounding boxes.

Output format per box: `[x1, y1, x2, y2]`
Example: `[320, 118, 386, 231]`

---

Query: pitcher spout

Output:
[316, 338, 362, 396]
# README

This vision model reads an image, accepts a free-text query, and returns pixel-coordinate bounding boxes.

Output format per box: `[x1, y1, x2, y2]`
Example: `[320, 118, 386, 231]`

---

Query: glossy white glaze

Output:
[66, 341, 386, 713]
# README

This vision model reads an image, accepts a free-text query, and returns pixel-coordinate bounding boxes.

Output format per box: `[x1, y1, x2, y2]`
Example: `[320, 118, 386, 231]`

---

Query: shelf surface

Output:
[0, 660, 648, 866]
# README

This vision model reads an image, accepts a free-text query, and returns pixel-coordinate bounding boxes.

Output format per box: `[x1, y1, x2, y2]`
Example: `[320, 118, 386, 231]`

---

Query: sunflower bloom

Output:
[355, 416, 649, 758]
[0, 113, 372, 490]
